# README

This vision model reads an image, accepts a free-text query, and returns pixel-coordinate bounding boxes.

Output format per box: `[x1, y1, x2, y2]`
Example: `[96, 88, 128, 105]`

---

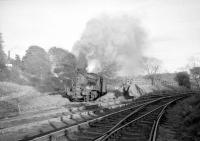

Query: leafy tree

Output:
[22, 46, 51, 79]
[190, 67, 200, 89]
[174, 72, 191, 89]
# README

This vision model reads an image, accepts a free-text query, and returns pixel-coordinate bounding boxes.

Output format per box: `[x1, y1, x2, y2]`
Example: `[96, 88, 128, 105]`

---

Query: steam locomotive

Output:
[63, 70, 107, 102]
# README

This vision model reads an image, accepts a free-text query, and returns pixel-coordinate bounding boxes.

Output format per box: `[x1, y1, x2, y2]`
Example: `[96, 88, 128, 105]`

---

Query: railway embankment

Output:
[157, 93, 200, 141]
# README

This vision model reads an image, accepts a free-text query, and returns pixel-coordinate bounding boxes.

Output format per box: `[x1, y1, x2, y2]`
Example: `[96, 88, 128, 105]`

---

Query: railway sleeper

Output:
[139, 120, 154, 124]
[91, 119, 117, 125]
[76, 135, 98, 141]
[137, 122, 154, 127]
[93, 121, 118, 126]
[54, 135, 75, 141]
[88, 124, 114, 129]
[126, 126, 151, 133]
[74, 131, 100, 138]
[86, 127, 111, 133]
[124, 130, 144, 135]
[106, 115, 126, 120]
[84, 127, 108, 133]
[141, 116, 158, 121]
[125, 129, 140, 133]
[161, 124, 172, 129]
[121, 132, 142, 137]
[81, 130, 103, 135]
[69, 135, 94, 141]
[120, 136, 146, 141]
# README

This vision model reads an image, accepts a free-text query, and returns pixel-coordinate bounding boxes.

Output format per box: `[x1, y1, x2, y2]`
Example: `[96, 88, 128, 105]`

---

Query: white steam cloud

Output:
[73, 14, 147, 76]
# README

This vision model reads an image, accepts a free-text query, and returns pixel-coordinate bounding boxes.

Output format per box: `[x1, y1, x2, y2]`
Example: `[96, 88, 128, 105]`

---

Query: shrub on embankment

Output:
[166, 94, 200, 141]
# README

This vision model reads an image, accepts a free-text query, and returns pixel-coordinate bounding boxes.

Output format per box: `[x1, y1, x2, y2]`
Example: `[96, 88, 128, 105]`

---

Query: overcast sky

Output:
[0, 0, 200, 72]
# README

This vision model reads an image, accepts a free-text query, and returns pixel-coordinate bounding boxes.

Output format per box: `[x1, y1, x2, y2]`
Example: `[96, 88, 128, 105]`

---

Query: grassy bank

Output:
[0, 82, 70, 119]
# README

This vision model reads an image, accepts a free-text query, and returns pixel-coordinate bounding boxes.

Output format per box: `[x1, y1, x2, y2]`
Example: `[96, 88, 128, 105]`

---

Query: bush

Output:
[37, 76, 64, 92]
[174, 72, 191, 89]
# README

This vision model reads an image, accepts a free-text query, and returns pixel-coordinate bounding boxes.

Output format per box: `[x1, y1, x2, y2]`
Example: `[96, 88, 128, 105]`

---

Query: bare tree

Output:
[187, 56, 200, 68]
[143, 57, 162, 85]
[99, 62, 119, 78]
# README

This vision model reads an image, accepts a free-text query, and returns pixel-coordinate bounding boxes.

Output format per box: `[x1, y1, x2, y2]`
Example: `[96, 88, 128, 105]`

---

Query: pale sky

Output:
[0, 0, 200, 72]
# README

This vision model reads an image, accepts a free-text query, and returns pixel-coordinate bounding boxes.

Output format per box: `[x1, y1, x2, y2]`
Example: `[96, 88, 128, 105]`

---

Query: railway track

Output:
[16, 92, 192, 141]
[95, 97, 182, 141]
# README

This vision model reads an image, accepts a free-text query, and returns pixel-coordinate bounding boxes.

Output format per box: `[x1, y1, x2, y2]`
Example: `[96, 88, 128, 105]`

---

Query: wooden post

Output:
[17, 99, 21, 114]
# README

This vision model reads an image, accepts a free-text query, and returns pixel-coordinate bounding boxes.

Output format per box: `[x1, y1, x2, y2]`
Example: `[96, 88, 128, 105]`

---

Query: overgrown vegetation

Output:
[167, 94, 200, 141]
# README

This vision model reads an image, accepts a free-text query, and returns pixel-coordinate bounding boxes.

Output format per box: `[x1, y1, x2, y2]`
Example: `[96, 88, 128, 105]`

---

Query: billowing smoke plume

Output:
[73, 15, 147, 77]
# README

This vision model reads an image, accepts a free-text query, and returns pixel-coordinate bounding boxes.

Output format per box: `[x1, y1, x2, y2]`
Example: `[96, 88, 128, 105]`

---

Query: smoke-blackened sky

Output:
[73, 15, 146, 76]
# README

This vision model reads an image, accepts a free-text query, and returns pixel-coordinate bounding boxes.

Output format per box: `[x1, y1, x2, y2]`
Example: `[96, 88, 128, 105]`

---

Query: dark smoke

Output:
[73, 14, 147, 76]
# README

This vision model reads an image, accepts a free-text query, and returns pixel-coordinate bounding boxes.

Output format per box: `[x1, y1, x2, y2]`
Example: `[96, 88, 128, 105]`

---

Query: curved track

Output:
[97, 97, 183, 141]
